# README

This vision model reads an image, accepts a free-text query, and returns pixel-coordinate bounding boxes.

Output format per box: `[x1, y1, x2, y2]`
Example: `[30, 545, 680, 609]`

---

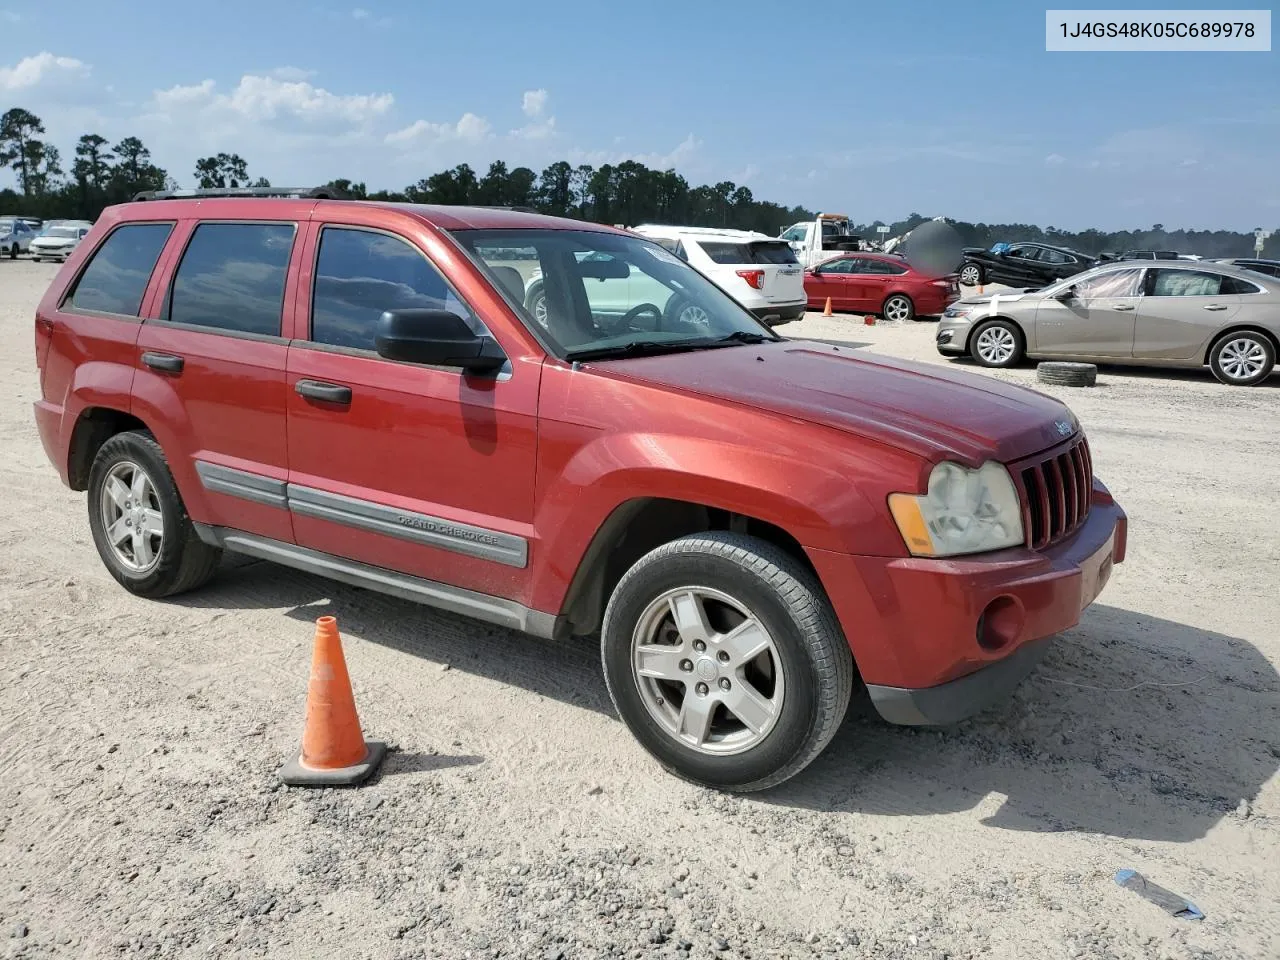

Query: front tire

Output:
[1209, 332, 1275, 386]
[601, 532, 854, 792]
[882, 294, 914, 322]
[969, 319, 1025, 368]
[87, 430, 222, 598]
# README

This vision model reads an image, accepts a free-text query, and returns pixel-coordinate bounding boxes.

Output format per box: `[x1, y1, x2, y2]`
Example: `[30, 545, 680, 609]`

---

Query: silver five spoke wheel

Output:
[1218, 337, 1268, 382]
[99, 461, 164, 573]
[678, 303, 711, 329]
[632, 586, 784, 755]
[975, 325, 1016, 364]
[884, 297, 911, 323]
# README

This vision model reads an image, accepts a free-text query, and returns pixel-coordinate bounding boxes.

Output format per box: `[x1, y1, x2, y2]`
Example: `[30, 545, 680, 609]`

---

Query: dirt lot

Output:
[2, 258, 1277, 960]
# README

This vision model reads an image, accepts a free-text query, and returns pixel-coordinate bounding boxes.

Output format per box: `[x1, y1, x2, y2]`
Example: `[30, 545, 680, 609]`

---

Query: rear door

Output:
[132, 217, 303, 543]
[1134, 268, 1242, 360]
[1033, 267, 1145, 357]
[747, 240, 805, 304]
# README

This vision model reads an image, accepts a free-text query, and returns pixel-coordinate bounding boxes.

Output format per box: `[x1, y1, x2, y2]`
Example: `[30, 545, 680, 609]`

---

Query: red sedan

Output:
[804, 253, 960, 321]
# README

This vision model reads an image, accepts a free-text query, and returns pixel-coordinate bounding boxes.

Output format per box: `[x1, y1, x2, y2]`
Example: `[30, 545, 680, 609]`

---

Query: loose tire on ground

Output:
[1208, 331, 1275, 386]
[87, 430, 222, 598]
[600, 532, 854, 793]
[1036, 361, 1097, 387]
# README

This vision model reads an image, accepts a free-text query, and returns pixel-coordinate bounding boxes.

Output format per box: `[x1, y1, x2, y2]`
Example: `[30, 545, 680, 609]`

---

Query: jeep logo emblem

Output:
[1055, 420, 1073, 437]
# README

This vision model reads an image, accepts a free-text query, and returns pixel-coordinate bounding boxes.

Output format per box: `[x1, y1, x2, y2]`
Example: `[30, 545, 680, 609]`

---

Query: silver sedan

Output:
[935, 260, 1280, 385]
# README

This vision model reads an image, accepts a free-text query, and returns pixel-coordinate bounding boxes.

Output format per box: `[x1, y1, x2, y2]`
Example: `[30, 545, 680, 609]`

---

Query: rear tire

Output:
[959, 262, 983, 286]
[1209, 331, 1275, 386]
[969, 319, 1025, 368]
[882, 294, 914, 322]
[601, 532, 854, 792]
[87, 430, 222, 599]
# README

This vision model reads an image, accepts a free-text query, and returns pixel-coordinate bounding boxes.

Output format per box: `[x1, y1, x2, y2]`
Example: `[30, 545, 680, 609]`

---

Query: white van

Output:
[630, 225, 807, 325]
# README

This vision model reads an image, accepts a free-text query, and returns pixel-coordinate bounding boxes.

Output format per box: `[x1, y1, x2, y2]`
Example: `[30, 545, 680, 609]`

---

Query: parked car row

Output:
[1, 217, 95, 260]
[936, 259, 1280, 386]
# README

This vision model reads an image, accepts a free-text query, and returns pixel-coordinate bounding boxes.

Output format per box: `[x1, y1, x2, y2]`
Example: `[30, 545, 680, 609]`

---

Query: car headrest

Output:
[490, 265, 526, 303]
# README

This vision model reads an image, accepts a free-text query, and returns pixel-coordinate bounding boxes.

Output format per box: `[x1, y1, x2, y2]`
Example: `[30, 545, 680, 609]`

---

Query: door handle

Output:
[1112, 304, 1135, 311]
[141, 352, 184, 373]
[1203, 304, 1228, 311]
[295, 379, 352, 404]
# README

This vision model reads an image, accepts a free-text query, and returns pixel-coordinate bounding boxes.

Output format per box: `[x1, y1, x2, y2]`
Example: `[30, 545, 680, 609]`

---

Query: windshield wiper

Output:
[564, 339, 711, 363]
[715, 331, 776, 344]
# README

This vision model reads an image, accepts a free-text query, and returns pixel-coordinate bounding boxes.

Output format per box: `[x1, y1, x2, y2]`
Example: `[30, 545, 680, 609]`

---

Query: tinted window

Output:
[311, 227, 481, 350]
[168, 223, 295, 336]
[864, 258, 907, 275]
[67, 223, 173, 317]
[1008, 245, 1041, 260]
[696, 241, 751, 265]
[1040, 248, 1072, 265]
[747, 241, 799, 265]
[1076, 268, 1143, 298]
[816, 258, 852, 274]
[1148, 269, 1221, 297]
[1221, 275, 1264, 294]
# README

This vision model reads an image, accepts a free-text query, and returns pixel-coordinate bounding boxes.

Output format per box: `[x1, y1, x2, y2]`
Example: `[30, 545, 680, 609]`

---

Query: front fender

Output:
[527, 430, 904, 615]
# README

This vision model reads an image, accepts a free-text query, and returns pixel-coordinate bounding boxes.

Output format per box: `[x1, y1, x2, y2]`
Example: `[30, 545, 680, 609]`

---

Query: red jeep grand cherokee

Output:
[32, 189, 1127, 791]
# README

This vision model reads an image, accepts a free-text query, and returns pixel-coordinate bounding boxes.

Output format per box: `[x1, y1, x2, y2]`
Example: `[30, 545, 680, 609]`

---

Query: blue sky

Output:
[2, 0, 1276, 230]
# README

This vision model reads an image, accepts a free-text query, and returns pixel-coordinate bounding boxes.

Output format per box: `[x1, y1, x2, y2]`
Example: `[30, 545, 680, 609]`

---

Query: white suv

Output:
[630, 225, 807, 326]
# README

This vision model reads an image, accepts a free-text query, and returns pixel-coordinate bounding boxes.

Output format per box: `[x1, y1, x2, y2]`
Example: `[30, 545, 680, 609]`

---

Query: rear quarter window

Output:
[748, 241, 799, 265]
[65, 223, 174, 317]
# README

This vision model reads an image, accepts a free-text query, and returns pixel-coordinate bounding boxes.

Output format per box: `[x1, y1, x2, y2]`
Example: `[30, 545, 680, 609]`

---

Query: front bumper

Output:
[807, 485, 1127, 725]
[935, 321, 972, 356]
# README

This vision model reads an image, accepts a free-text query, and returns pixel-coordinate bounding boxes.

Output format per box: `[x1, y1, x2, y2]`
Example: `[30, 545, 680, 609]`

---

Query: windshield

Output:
[451, 228, 778, 359]
[42, 226, 80, 238]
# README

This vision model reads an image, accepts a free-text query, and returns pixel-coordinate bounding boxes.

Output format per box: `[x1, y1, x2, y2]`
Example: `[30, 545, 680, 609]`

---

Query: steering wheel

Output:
[604, 302, 664, 335]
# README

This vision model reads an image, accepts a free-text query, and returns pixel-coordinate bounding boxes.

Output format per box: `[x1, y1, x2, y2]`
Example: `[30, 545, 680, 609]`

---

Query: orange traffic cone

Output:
[864, 314, 876, 326]
[822, 297, 833, 317]
[977, 284, 984, 294]
[281, 616, 386, 787]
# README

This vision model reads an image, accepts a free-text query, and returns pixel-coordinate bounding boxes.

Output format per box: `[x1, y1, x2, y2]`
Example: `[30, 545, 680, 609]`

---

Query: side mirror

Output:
[374, 309, 506, 374]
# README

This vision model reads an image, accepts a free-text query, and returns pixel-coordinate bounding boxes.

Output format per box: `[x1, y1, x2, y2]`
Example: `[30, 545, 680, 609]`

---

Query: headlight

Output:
[942, 305, 972, 319]
[889, 461, 1024, 557]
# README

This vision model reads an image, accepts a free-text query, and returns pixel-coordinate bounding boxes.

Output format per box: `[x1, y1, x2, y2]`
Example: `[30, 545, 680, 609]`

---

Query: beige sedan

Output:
[935, 260, 1280, 385]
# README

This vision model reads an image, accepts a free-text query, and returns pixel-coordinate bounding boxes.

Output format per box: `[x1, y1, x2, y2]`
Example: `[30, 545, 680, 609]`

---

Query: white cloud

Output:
[385, 112, 492, 146]
[1044, 153, 1066, 166]
[269, 66, 317, 82]
[0, 52, 90, 92]
[730, 163, 760, 184]
[511, 116, 557, 141]
[150, 74, 393, 127]
[522, 88, 548, 118]
[2, 10, 20, 23]
[567, 133, 701, 171]
[351, 7, 370, 18]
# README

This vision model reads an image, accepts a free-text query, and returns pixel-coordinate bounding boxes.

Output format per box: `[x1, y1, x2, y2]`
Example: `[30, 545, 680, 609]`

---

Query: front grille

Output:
[1010, 435, 1092, 549]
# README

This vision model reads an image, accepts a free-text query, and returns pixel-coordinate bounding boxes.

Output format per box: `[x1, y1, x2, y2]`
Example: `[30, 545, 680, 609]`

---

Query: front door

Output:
[284, 221, 541, 602]
[1033, 267, 1145, 358]
[133, 218, 302, 544]
[808, 257, 854, 308]
[1134, 268, 1243, 360]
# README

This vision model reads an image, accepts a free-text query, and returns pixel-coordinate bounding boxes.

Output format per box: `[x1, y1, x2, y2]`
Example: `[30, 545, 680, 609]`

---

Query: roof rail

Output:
[131, 185, 351, 202]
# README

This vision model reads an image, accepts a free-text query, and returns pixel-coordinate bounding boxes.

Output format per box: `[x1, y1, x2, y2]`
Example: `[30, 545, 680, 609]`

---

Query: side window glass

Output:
[1076, 269, 1143, 299]
[1220, 276, 1262, 295]
[879, 259, 908, 275]
[66, 223, 173, 317]
[1150, 270, 1222, 297]
[1040, 248, 1070, 265]
[817, 259, 849, 275]
[168, 223, 295, 336]
[311, 227, 483, 350]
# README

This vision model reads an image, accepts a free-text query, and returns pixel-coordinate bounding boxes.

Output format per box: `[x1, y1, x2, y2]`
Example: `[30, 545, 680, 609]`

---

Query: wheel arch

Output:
[65, 407, 149, 492]
[555, 497, 819, 640]
[1202, 324, 1280, 365]
[964, 314, 1027, 354]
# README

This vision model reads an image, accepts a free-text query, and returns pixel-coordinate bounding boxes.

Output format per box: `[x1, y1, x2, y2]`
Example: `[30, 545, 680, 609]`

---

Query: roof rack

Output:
[131, 185, 351, 202]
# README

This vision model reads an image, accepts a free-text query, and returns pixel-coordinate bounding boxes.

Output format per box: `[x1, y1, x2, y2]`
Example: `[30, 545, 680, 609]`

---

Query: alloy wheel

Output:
[98, 460, 164, 573]
[631, 586, 784, 756]
[1218, 337, 1268, 382]
[975, 325, 1017, 364]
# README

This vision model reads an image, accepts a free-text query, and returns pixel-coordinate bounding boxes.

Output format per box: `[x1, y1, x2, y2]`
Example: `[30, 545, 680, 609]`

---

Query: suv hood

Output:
[602, 340, 1078, 465]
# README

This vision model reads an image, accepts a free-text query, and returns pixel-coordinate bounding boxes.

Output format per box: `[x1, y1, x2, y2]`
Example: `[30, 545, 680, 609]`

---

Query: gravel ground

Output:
[1, 258, 1277, 959]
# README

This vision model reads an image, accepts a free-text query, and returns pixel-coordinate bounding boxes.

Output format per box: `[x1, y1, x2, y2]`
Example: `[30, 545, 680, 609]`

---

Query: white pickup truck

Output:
[779, 213, 867, 270]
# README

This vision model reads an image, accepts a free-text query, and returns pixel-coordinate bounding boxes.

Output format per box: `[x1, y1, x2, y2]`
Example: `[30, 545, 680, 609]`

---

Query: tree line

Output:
[2, 105, 1273, 259]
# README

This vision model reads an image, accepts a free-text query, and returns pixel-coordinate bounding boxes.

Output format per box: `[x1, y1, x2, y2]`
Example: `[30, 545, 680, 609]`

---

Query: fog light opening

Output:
[977, 596, 1023, 652]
